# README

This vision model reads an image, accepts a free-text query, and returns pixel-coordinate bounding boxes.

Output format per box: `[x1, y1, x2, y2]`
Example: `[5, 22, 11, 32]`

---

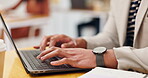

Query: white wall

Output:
[1, 0, 109, 50]
[0, 0, 20, 10]
[47, 10, 108, 38]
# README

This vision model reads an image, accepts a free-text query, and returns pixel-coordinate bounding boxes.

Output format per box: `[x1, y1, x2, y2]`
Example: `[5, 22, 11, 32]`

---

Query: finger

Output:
[49, 36, 61, 47]
[49, 34, 72, 47]
[40, 36, 52, 51]
[40, 49, 60, 61]
[37, 47, 57, 59]
[61, 43, 71, 48]
[51, 58, 69, 66]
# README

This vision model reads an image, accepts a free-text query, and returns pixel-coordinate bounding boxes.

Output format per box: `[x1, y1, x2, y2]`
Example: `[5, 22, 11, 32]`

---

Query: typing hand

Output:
[34, 34, 77, 51]
[34, 34, 87, 51]
[37, 47, 96, 68]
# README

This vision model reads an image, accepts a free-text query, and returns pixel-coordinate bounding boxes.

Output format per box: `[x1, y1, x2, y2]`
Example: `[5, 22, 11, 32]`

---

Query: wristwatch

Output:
[93, 47, 107, 67]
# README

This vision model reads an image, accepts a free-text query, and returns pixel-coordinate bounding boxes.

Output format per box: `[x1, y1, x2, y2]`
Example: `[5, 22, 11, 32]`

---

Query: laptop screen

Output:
[0, 13, 19, 51]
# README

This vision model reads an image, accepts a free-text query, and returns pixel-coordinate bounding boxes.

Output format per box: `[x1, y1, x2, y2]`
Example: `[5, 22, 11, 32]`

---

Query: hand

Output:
[37, 47, 96, 68]
[34, 34, 75, 51]
[34, 34, 87, 51]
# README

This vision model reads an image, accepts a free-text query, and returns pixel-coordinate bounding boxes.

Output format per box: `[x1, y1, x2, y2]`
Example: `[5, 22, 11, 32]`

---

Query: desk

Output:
[3, 48, 86, 78]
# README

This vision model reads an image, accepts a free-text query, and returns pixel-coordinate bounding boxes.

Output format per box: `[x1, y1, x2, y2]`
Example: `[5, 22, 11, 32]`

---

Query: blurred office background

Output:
[0, 0, 110, 50]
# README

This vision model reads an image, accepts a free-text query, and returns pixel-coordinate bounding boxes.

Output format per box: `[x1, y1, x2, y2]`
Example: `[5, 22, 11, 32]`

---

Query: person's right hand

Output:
[34, 34, 87, 51]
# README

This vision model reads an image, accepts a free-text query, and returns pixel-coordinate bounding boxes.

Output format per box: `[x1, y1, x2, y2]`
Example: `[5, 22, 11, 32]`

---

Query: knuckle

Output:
[50, 36, 57, 41]
[64, 58, 69, 63]
[65, 58, 69, 61]
[50, 46, 55, 50]
[71, 58, 79, 62]
[69, 56, 79, 62]
[50, 37, 55, 40]
[56, 48, 61, 53]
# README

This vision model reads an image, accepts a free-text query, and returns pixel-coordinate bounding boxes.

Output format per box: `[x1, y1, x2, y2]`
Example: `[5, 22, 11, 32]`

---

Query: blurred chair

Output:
[71, 0, 92, 10]
[77, 17, 100, 37]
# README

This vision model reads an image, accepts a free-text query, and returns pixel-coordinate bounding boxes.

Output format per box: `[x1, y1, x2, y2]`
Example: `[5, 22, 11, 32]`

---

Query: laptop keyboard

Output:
[20, 50, 72, 70]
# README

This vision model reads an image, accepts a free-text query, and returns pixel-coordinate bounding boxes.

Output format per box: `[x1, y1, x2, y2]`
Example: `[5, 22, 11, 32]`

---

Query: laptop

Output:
[0, 13, 90, 76]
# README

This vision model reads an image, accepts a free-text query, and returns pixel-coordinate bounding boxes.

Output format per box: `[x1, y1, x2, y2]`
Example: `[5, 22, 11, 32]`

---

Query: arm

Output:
[83, 11, 119, 49]
[113, 47, 148, 73]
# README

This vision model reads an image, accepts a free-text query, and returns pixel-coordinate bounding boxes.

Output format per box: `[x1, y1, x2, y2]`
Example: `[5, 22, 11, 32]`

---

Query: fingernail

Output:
[51, 62, 56, 65]
[61, 45, 65, 48]
[41, 57, 44, 60]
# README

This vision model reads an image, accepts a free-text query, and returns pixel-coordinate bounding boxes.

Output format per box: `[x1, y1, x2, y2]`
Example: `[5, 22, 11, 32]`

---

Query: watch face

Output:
[93, 47, 107, 54]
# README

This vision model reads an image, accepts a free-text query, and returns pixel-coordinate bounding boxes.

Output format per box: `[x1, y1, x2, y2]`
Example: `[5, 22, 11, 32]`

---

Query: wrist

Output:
[88, 49, 97, 68]
[104, 49, 118, 69]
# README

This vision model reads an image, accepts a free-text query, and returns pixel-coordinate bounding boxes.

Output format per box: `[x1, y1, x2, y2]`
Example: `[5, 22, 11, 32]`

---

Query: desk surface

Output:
[3, 48, 86, 78]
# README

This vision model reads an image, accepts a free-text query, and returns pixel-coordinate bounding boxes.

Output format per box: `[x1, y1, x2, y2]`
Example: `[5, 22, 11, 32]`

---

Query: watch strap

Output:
[96, 54, 105, 67]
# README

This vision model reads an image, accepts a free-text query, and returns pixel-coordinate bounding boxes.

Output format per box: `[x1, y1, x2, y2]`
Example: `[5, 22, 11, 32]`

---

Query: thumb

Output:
[51, 58, 68, 66]
[61, 41, 76, 48]
[33, 46, 40, 49]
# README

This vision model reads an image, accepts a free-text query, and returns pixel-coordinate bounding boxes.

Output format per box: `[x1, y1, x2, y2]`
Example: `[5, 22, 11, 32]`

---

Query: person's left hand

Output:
[37, 47, 96, 68]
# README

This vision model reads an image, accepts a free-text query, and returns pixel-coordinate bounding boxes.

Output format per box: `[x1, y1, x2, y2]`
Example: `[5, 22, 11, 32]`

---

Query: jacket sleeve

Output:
[83, 0, 119, 49]
[114, 47, 148, 73]
[83, 11, 119, 49]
